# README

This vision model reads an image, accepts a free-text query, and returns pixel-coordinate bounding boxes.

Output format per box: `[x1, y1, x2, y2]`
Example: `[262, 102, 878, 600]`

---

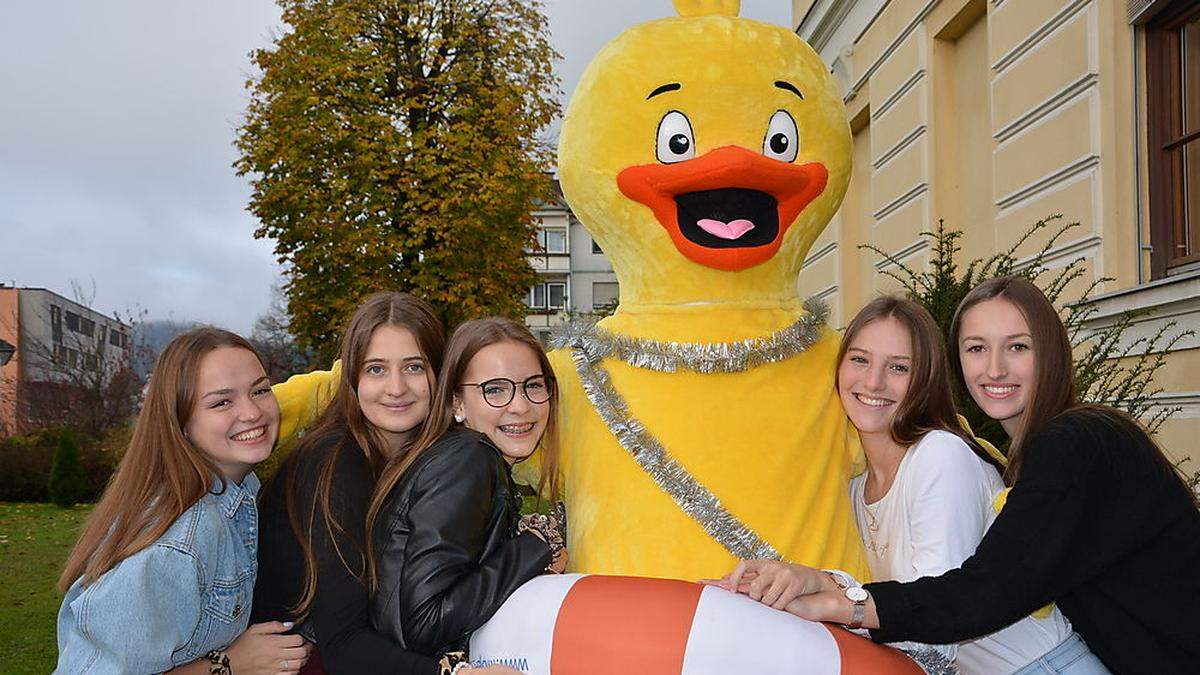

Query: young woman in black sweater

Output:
[252, 293, 520, 675]
[750, 277, 1200, 673]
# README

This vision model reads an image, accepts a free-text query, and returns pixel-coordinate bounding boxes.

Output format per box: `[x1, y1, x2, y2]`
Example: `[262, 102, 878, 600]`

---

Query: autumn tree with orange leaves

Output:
[237, 0, 560, 361]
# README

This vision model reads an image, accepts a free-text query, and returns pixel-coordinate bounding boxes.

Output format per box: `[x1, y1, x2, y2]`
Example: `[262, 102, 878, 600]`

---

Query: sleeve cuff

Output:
[864, 580, 909, 643]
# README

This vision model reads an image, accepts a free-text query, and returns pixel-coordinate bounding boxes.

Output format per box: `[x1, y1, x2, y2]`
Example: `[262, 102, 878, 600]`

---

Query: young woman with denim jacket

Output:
[55, 328, 311, 675]
[364, 317, 567, 661]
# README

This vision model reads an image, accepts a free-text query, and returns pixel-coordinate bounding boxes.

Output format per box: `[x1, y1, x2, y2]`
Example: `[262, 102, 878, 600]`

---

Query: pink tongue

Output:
[697, 218, 755, 240]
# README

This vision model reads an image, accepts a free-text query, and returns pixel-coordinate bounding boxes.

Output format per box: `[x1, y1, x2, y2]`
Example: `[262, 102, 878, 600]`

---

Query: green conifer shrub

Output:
[47, 428, 86, 507]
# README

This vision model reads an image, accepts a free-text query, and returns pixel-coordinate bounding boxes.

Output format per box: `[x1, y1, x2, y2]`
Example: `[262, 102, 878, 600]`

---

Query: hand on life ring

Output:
[469, 574, 923, 674]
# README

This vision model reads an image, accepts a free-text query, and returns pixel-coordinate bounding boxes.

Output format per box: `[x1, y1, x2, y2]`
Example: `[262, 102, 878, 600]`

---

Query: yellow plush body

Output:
[552, 1, 869, 581]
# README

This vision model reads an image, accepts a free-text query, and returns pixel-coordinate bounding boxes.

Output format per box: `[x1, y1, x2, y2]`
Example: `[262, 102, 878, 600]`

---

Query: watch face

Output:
[846, 587, 869, 603]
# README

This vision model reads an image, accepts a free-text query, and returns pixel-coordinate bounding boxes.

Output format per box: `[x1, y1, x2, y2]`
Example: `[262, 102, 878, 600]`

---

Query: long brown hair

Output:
[59, 327, 266, 592]
[364, 316, 561, 591]
[949, 277, 1077, 483]
[950, 276, 1192, 498]
[276, 292, 444, 620]
[837, 295, 1004, 473]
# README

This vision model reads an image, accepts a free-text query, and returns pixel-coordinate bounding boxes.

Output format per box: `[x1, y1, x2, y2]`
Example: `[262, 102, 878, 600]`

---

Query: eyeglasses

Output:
[460, 375, 554, 408]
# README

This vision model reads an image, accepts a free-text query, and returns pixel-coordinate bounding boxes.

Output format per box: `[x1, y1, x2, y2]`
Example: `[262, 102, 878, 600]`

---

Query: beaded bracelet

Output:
[204, 650, 232, 675]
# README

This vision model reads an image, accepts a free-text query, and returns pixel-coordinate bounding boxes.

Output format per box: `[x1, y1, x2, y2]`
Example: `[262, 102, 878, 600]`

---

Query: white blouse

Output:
[850, 430, 1073, 674]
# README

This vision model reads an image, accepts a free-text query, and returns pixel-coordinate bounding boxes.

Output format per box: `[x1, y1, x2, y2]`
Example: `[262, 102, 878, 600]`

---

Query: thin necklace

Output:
[861, 485, 889, 557]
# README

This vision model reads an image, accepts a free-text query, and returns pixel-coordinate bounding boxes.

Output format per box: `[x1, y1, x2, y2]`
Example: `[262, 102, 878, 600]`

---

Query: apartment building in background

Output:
[0, 284, 132, 437]
[525, 181, 619, 343]
[791, 0, 1199, 463]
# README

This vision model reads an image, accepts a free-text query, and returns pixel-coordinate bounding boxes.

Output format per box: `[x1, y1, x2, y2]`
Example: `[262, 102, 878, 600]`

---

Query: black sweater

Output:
[866, 409, 1200, 674]
[251, 432, 438, 675]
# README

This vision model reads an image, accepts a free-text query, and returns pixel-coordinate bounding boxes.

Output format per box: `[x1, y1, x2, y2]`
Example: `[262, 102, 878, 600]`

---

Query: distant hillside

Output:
[132, 319, 197, 376]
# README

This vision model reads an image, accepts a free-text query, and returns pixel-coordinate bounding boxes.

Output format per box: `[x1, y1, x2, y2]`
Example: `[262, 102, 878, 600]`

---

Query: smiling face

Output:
[957, 298, 1035, 436]
[357, 324, 433, 453]
[558, 14, 851, 306]
[453, 340, 551, 465]
[837, 316, 912, 441]
[185, 346, 279, 482]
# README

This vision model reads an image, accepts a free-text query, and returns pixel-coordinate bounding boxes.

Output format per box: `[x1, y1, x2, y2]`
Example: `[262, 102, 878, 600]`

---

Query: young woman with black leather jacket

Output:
[253, 294, 525, 675]
[365, 316, 567, 660]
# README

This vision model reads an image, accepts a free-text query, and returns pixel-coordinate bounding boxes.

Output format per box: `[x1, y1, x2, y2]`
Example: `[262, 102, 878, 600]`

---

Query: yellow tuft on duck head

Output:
[558, 3, 851, 311]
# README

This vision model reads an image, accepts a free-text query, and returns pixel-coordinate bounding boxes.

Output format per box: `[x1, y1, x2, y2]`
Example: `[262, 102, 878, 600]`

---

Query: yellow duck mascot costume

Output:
[271, 0, 871, 585]
[547, 0, 869, 582]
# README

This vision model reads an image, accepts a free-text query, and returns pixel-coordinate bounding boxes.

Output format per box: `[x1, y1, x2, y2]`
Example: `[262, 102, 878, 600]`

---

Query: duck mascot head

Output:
[545, 0, 869, 582]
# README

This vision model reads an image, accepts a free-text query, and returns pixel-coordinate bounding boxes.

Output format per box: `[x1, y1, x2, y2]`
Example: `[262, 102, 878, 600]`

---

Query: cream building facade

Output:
[792, 0, 1199, 464]
[525, 181, 620, 343]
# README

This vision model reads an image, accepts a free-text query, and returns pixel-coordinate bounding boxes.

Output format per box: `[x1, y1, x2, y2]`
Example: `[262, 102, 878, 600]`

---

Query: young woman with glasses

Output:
[253, 294, 522, 675]
[365, 316, 567, 663]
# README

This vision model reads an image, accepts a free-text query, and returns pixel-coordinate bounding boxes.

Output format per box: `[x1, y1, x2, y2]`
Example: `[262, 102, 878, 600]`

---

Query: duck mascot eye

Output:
[472, 0, 927, 672]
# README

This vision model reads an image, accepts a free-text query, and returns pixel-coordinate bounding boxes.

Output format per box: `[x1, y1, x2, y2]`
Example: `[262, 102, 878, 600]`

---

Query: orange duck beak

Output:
[617, 146, 828, 272]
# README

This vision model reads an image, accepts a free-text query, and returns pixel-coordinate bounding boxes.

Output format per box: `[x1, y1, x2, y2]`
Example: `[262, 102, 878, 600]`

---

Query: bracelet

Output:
[518, 512, 566, 571]
[438, 651, 468, 675]
[204, 650, 232, 675]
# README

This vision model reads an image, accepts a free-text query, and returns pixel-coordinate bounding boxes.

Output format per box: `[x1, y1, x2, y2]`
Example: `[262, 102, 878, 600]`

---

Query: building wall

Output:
[796, 0, 1199, 464]
[525, 184, 618, 341]
[18, 289, 131, 383]
[0, 286, 132, 437]
[0, 288, 20, 436]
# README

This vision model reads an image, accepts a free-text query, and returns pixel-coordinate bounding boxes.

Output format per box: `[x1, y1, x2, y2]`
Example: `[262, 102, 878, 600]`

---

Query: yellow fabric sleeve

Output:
[272, 361, 342, 449]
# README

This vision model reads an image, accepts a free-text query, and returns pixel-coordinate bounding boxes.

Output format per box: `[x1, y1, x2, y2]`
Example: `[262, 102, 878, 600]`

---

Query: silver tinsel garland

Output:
[901, 647, 960, 675]
[552, 299, 830, 560]
[550, 297, 829, 374]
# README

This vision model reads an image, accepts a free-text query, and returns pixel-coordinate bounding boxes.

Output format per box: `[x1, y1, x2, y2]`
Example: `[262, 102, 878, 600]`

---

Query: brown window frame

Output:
[1146, 0, 1200, 278]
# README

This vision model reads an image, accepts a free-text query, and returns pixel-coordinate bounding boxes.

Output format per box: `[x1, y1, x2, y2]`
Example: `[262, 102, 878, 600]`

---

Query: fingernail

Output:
[283, 621, 294, 629]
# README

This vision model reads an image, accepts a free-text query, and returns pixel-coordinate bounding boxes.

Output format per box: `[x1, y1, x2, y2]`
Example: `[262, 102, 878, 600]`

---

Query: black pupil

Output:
[669, 134, 690, 155]
[770, 133, 790, 154]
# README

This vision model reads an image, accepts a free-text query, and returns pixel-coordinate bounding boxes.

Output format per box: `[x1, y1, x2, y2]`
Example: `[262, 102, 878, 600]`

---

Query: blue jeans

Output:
[1013, 633, 1110, 675]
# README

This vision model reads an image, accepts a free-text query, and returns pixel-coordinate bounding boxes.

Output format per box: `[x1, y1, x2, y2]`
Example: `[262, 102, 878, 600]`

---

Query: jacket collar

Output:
[209, 472, 261, 519]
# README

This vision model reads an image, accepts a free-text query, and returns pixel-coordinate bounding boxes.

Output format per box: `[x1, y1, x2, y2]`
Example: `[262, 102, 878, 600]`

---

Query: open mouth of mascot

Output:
[617, 143, 829, 272]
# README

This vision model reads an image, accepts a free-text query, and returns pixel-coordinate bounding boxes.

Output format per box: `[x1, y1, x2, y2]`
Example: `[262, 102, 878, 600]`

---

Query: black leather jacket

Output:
[370, 426, 551, 656]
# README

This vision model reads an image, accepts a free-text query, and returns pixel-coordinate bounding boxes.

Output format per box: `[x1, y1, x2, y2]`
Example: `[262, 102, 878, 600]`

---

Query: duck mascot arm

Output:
[271, 361, 341, 448]
[547, 0, 869, 583]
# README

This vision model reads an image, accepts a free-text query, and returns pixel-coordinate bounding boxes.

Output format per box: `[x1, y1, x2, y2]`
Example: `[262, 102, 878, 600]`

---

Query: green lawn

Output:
[0, 502, 92, 674]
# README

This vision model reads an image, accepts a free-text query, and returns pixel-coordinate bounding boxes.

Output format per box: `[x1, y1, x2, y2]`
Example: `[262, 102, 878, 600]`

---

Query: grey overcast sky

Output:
[0, 1, 792, 334]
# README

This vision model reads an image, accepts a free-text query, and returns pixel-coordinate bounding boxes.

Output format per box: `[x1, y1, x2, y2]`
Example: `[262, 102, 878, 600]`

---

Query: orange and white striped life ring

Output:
[470, 574, 922, 674]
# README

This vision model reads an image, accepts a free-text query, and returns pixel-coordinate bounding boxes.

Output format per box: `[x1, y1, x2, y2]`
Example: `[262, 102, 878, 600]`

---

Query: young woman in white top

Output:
[715, 296, 1094, 674]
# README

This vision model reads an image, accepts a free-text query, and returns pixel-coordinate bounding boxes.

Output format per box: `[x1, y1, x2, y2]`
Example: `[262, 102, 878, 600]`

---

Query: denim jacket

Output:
[55, 473, 260, 674]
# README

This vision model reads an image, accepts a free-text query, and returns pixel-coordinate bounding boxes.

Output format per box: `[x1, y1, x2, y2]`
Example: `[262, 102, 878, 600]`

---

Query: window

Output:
[528, 284, 547, 309]
[50, 305, 62, 343]
[592, 239, 604, 255]
[547, 282, 567, 309]
[64, 311, 94, 337]
[110, 329, 127, 348]
[84, 353, 100, 372]
[1147, 1, 1200, 276]
[592, 281, 619, 309]
[536, 228, 568, 254]
[527, 282, 567, 310]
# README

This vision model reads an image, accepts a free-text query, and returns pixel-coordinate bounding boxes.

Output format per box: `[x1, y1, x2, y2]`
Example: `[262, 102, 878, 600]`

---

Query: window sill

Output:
[1079, 269, 1200, 353]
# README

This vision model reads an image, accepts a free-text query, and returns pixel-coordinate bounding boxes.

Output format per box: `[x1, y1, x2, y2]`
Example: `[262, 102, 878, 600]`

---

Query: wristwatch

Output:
[844, 586, 870, 629]
[823, 571, 869, 629]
